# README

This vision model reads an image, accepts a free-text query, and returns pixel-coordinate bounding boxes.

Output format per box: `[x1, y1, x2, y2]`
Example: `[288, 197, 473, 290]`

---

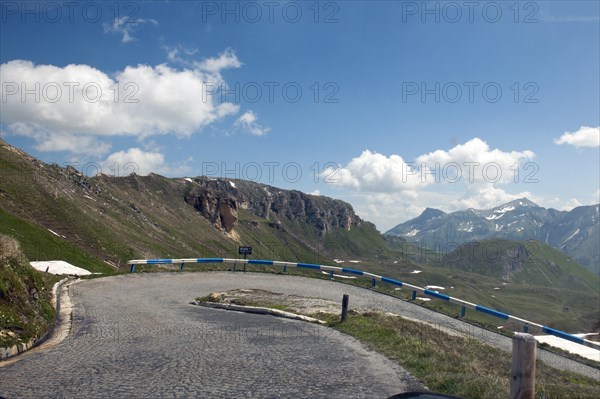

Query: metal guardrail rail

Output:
[127, 257, 600, 351]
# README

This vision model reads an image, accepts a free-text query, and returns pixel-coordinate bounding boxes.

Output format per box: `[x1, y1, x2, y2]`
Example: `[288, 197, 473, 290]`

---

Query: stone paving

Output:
[0, 273, 422, 399]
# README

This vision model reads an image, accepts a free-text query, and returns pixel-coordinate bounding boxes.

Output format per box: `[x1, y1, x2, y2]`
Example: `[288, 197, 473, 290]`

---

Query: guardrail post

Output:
[371, 278, 376, 287]
[233, 261, 236, 272]
[283, 264, 287, 273]
[460, 305, 466, 318]
[523, 324, 529, 333]
[180, 262, 184, 271]
[341, 294, 349, 322]
[412, 291, 417, 300]
[329, 271, 334, 280]
[510, 333, 536, 399]
[130, 264, 135, 273]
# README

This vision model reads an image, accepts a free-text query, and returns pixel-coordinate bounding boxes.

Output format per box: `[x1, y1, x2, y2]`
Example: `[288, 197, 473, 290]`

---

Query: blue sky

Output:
[1, 0, 599, 231]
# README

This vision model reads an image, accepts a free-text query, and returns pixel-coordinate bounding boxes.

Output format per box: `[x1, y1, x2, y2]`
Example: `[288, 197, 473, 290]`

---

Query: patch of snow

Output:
[561, 228, 580, 245]
[47, 229, 66, 239]
[405, 228, 420, 237]
[320, 271, 357, 279]
[494, 287, 500, 290]
[416, 297, 431, 302]
[30, 260, 92, 276]
[497, 205, 515, 213]
[83, 195, 96, 201]
[394, 288, 402, 291]
[333, 259, 345, 264]
[535, 334, 600, 362]
[393, 261, 398, 264]
[410, 270, 422, 274]
[348, 260, 361, 263]
[425, 285, 445, 290]
[458, 222, 474, 232]
[184, 178, 193, 183]
[486, 214, 504, 220]
[229, 181, 236, 188]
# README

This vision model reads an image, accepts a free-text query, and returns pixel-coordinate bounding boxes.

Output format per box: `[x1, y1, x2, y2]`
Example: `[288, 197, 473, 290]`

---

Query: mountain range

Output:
[1, 138, 599, 332]
[385, 198, 600, 274]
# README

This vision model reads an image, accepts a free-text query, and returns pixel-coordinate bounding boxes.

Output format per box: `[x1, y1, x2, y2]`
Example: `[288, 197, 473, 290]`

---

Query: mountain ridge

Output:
[0, 138, 389, 266]
[386, 198, 600, 274]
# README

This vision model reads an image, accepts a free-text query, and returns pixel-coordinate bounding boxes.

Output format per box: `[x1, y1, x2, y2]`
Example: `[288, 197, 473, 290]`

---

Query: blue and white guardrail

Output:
[127, 257, 600, 351]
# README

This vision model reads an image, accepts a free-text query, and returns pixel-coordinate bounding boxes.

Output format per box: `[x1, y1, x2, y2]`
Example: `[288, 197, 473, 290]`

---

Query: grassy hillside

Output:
[438, 239, 598, 291]
[0, 235, 60, 349]
[0, 139, 392, 269]
[0, 208, 116, 275]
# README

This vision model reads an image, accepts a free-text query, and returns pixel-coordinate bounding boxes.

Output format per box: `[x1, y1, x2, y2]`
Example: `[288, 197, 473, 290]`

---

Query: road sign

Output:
[239, 246, 252, 256]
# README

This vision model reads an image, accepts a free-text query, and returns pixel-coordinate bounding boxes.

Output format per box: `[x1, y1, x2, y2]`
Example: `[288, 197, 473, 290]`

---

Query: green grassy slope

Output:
[0, 235, 60, 348]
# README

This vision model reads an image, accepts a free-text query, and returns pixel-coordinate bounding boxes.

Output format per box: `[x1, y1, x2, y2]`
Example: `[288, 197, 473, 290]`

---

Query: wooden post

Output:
[341, 294, 349, 322]
[510, 332, 536, 399]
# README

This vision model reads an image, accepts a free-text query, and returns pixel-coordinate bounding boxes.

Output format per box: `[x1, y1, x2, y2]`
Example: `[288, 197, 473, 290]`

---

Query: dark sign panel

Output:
[238, 246, 252, 255]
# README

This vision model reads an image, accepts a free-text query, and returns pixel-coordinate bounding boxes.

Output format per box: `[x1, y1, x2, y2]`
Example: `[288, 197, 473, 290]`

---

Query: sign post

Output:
[239, 246, 252, 272]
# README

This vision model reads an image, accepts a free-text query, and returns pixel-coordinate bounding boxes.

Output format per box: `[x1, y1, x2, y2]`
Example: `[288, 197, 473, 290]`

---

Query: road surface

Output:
[1, 272, 424, 399]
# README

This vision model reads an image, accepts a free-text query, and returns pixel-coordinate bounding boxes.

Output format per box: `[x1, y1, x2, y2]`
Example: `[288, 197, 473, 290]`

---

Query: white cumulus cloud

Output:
[0, 59, 241, 153]
[103, 17, 158, 43]
[328, 138, 535, 192]
[99, 148, 190, 177]
[450, 184, 537, 211]
[234, 110, 270, 136]
[322, 150, 428, 192]
[323, 138, 538, 230]
[416, 138, 536, 185]
[554, 126, 600, 148]
[195, 48, 242, 74]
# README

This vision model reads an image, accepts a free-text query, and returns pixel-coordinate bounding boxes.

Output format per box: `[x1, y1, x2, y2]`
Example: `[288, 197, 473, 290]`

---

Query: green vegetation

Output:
[195, 289, 600, 398]
[0, 235, 61, 348]
[323, 311, 600, 399]
[0, 208, 116, 275]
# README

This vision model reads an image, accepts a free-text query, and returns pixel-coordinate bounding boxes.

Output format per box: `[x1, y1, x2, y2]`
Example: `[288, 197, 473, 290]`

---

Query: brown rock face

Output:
[184, 189, 238, 233]
[182, 177, 361, 236]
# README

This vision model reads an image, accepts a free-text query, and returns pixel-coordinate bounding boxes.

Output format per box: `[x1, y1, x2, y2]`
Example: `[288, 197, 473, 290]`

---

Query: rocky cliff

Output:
[182, 177, 362, 237]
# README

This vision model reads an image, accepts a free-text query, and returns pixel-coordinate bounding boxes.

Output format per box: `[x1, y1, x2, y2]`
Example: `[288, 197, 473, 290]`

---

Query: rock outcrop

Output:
[182, 177, 361, 236]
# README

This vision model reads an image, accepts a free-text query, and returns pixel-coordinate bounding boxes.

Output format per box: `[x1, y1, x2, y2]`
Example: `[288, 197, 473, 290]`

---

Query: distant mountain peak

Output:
[385, 197, 599, 274]
[421, 207, 446, 218]
[502, 197, 539, 208]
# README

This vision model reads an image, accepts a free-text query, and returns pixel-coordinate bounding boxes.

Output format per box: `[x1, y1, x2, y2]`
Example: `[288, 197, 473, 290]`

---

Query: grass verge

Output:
[322, 312, 600, 399]
[0, 234, 61, 349]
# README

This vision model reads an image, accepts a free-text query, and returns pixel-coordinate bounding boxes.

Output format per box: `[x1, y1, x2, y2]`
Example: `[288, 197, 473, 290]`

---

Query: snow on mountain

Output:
[385, 198, 600, 274]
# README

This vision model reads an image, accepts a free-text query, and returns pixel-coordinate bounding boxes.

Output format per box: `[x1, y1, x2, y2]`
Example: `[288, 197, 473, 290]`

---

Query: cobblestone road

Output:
[0, 273, 424, 399]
